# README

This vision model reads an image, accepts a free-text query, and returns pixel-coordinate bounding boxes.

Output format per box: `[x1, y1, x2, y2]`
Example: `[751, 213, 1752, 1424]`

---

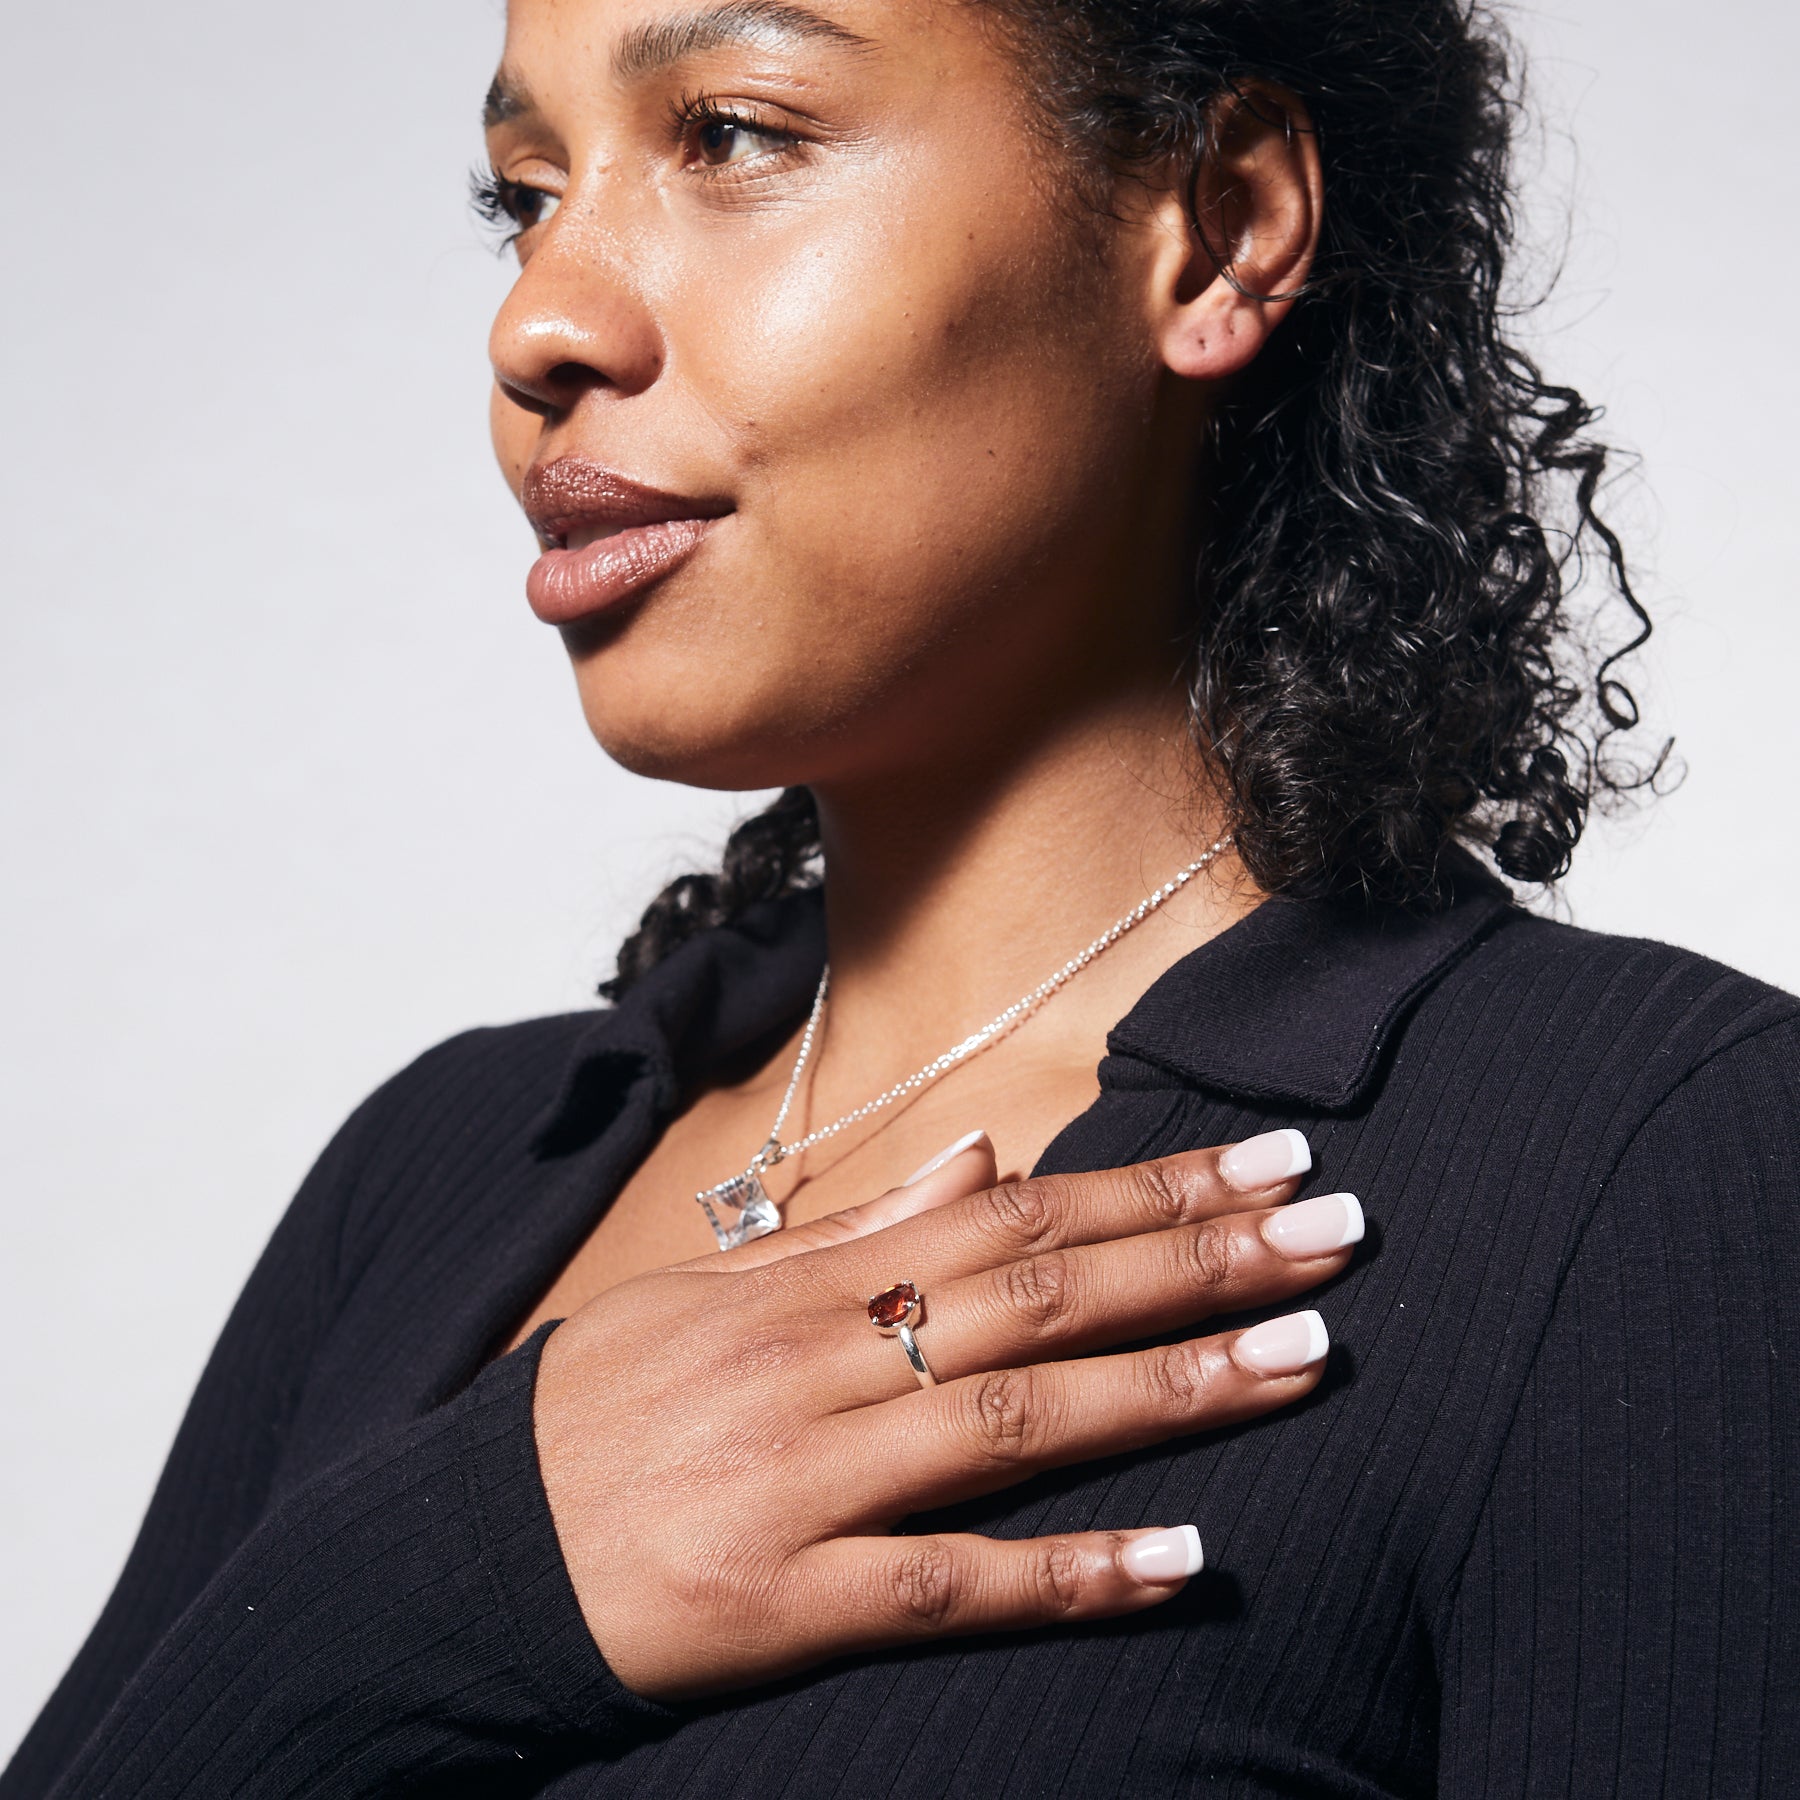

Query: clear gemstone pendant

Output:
[696, 1168, 783, 1251]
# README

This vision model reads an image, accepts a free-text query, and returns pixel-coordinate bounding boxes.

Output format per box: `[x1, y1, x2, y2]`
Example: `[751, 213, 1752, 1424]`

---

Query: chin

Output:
[592, 734, 777, 793]
[565, 601, 928, 792]
[574, 679, 818, 794]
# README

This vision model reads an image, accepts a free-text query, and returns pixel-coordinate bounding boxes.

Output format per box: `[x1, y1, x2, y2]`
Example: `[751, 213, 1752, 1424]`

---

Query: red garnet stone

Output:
[867, 1281, 921, 1330]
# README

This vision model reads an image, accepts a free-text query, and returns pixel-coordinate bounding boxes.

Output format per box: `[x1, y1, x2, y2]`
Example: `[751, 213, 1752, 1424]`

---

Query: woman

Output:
[6, 0, 1794, 1793]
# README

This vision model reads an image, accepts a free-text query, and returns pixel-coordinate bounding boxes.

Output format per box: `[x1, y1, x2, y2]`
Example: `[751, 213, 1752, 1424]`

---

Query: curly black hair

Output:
[601, 0, 1658, 1001]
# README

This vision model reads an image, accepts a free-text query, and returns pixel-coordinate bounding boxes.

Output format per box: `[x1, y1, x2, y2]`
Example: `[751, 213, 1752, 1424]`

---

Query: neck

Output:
[806, 673, 1260, 1101]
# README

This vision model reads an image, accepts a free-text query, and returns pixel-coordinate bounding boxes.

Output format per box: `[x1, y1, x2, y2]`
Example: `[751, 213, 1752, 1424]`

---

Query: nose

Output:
[488, 203, 665, 420]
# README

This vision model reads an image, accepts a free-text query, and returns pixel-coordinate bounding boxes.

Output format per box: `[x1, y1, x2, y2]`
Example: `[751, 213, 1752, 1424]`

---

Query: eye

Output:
[509, 185, 562, 230]
[686, 105, 792, 169]
[470, 166, 564, 248]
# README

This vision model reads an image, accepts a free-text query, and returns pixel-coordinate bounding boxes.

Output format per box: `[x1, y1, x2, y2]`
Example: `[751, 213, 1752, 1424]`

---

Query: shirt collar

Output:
[532, 855, 1514, 1149]
[1100, 852, 1514, 1109]
[531, 891, 827, 1152]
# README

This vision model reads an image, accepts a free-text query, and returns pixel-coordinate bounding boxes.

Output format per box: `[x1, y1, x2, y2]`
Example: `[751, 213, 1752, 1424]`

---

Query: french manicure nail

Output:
[1263, 1192, 1364, 1259]
[1121, 1524, 1205, 1585]
[903, 1129, 990, 1187]
[1218, 1128, 1312, 1191]
[1232, 1309, 1330, 1377]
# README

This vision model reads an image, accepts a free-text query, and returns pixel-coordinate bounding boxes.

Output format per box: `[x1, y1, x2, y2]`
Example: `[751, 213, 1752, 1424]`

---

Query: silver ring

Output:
[867, 1281, 937, 1387]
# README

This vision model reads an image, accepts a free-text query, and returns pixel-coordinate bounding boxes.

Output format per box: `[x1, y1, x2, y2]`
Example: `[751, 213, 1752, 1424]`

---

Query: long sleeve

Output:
[25, 1329, 662, 1798]
[1439, 1019, 1800, 1795]
[3, 1041, 667, 1799]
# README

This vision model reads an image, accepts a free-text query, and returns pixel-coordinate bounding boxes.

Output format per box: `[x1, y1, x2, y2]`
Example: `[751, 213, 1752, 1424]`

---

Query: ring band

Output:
[867, 1281, 937, 1388]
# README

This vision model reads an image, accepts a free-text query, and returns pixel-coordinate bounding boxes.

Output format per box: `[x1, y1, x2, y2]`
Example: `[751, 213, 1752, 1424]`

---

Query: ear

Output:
[1141, 86, 1323, 383]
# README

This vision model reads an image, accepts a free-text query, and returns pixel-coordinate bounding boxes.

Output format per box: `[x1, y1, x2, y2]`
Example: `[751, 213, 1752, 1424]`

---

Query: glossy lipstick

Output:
[522, 458, 729, 625]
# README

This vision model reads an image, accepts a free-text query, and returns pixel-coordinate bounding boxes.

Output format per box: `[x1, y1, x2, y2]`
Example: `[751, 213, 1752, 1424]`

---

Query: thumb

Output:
[701, 1130, 995, 1271]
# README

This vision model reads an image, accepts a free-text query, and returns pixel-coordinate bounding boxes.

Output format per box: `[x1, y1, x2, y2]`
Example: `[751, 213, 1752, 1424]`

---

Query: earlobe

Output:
[1152, 86, 1323, 384]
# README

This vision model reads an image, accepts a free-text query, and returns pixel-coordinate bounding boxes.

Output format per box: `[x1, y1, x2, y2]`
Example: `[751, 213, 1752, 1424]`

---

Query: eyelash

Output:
[667, 90, 802, 175]
[469, 165, 546, 249]
[470, 96, 802, 247]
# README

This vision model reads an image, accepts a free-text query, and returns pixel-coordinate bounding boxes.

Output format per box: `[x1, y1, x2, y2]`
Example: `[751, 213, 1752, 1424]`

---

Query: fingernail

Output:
[903, 1129, 990, 1187]
[1121, 1524, 1204, 1585]
[1263, 1192, 1364, 1259]
[1218, 1128, 1312, 1191]
[1231, 1309, 1330, 1376]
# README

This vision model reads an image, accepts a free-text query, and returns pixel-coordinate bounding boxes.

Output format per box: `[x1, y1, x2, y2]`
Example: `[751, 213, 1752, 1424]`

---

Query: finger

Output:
[840, 1311, 1331, 1515]
[673, 1131, 996, 1274]
[736, 1131, 996, 1266]
[791, 1525, 1203, 1661]
[858, 1192, 1362, 1392]
[835, 1129, 1315, 1287]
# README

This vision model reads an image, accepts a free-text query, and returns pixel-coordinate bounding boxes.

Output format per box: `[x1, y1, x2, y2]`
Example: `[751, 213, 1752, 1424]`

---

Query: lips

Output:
[521, 457, 730, 625]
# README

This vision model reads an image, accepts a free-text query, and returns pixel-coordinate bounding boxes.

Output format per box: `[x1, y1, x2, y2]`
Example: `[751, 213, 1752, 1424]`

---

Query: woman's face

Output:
[486, 0, 1198, 792]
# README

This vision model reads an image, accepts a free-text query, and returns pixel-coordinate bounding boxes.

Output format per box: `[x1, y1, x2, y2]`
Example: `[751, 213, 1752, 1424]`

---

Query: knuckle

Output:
[963, 1367, 1041, 1463]
[998, 1250, 1077, 1334]
[985, 1179, 1059, 1255]
[891, 1538, 960, 1630]
[1032, 1540, 1089, 1618]
[1139, 1339, 1208, 1415]
[1180, 1220, 1241, 1294]
[1130, 1158, 1198, 1230]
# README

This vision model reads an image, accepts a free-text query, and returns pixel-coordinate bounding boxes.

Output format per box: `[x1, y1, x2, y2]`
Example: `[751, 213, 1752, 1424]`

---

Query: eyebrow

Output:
[483, 77, 534, 129]
[482, 3, 869, 131]
[615, 1, 873, 81]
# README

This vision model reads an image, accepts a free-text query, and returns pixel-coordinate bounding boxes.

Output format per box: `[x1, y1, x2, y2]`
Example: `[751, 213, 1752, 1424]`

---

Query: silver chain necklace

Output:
[695, 834, 1233, 1249]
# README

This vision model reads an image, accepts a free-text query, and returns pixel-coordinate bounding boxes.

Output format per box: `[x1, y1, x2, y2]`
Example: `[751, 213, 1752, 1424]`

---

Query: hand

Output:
[533, 1127, 1361, 1698]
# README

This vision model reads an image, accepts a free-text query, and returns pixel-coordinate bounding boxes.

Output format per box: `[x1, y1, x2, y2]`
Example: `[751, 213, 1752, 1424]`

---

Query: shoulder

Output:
[1420, 911, 1800, 1163]
[342, 1010, 603, 1155]
[1435, 910, 1798, 1080]
[299, 1009, 611, 1268]
[361, 1011, 603, 1126]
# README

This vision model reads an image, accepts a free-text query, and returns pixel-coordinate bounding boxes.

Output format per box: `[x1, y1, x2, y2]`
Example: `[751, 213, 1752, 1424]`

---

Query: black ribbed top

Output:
[6, 869, 1797, 1797]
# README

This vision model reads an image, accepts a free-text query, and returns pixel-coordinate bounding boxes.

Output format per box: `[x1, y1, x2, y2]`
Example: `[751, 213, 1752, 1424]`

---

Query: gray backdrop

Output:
[3, 0, 1795, 1759]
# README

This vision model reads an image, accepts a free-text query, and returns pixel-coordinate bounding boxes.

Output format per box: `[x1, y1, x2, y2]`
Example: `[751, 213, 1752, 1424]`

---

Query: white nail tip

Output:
[1273, 1128, 1313, 1178]
[1326, 1192, 1365, 1248]
[1172, 1523, 1204, 1576]
[1298, 1309, 1330, 1364]
[902, 1129, 988, 1187]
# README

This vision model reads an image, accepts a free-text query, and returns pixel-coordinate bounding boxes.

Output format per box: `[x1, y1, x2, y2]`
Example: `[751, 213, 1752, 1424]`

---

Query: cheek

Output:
[567, 138, 1160, 783]
[666, 178, 1150, 650]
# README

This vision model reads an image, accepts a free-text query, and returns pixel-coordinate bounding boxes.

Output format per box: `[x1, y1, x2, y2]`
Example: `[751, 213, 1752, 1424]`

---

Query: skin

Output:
[483, 0, 1328, 1695]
